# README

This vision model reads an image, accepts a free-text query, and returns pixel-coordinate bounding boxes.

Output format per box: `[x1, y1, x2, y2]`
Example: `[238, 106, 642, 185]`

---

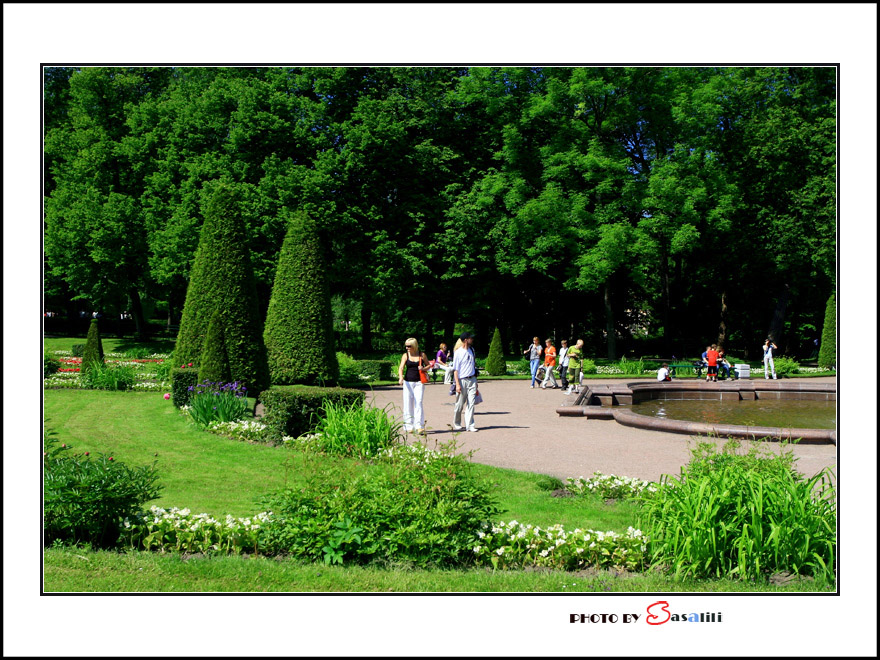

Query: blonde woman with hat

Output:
[398, 338, 429, 434]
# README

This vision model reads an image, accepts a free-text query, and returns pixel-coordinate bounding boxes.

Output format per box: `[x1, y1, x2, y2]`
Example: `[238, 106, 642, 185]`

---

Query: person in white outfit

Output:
[398, 338, 429, 434]
[452, 332, 479, 432]
[762, 338, 778, 379]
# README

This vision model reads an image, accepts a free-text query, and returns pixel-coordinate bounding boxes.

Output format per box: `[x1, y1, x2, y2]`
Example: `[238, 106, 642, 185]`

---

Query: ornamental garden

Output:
[43, 182, 836, 592]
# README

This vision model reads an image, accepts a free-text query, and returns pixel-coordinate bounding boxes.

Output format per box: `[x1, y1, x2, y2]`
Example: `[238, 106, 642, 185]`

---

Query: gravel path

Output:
[366, 377, 838, 483]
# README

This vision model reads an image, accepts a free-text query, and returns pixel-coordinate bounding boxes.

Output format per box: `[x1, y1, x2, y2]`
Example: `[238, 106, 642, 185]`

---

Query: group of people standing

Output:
[397, 332, 480, 435]
[523, 336, 585, 395]
[397, 333, 783, 434]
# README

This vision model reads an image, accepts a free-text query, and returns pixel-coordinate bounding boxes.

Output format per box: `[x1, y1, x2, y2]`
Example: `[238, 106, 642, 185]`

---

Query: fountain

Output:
[556, 380, 836, 444]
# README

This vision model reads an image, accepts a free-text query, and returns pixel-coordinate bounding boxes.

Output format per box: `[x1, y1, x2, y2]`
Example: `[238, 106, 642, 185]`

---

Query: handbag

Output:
[474, 389, 483, 405]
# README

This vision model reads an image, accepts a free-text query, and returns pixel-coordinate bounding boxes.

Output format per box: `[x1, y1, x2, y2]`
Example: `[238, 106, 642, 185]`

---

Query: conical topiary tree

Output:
[818, 291, 836, 370]
[81, 318, 104, 370]
[174, 180, 270, 393]
[485, 327, 507, 376]
[198, 312, 232, 384]
[263, 210, 338, 385]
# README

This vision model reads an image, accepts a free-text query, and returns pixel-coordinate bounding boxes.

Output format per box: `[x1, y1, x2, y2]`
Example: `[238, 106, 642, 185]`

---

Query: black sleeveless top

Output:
[404, 356, 422, 382]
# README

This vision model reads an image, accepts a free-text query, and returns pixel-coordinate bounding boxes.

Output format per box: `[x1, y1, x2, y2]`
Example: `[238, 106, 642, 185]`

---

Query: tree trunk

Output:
[659, 244, 673, 355]
[716, 290, 728, 349]
[767, 283, 790, 344]
[129, 288, 149, 339]
[360, 305, 372, 353]
[604, 282, 617, 360]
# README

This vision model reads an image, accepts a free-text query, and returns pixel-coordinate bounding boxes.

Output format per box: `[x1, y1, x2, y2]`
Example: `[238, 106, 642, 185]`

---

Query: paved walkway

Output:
[366, 377, 838, 483]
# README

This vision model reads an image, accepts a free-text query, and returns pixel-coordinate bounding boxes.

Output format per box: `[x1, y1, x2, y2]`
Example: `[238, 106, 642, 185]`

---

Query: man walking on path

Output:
[452, 332, 479, 432]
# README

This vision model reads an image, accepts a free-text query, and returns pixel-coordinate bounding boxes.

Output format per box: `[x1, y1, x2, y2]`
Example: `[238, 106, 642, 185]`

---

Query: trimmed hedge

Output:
[485, 327, 506, 376]
[357, 360, 392, 381]
[263, 211, 338, 385]
[81, 319, 104, 370]
[818, 292, 836, 369]
[171, 369, 200, 408]
[259, 385, 365, 441]
[174, 180, 270, 393]
[199, 312, 231, 384]
[72, 344, 85, 357]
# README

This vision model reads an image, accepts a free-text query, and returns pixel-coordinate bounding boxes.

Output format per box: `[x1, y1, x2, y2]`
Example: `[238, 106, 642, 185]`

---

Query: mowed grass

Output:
[43, 389, 639, 529]
[42, 389, 834, 593]
[43, 546, 829, 593]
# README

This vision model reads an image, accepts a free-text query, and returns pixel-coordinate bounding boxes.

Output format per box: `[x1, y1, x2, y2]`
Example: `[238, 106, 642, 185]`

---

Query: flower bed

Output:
[472, 520, 647, 571]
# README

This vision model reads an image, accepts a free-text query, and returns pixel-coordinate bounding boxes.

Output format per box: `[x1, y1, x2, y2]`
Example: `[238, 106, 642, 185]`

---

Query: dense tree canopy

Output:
[44, 66, 836, 359]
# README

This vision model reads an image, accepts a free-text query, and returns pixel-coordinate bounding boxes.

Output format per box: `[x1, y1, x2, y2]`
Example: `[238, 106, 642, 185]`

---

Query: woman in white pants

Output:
[398, 338, 429, 434]
[762, 338, 778, 379]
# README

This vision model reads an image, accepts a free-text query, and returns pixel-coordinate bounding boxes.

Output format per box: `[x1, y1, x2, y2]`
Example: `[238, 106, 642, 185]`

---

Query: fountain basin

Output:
[557, 380, 837, 444]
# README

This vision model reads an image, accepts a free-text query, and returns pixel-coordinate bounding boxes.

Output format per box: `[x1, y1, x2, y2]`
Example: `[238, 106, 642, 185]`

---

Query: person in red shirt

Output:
[706, 344, 720, 382]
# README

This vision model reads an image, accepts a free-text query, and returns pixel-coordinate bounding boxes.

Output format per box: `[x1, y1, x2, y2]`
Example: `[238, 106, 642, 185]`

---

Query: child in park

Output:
[706, 344, 719, 382]
[657, 362, 672, 381]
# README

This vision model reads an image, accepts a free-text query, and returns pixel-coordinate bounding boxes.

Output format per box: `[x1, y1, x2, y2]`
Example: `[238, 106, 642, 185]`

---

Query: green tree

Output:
[199, 311, 232, 384]
[81, 318, 105, 369]
[44, 67, 173, 337]
[263, 211, 338, 385]
[485, 327, 507, 376]
[174, 180, 270, 393]
[818, 292, 836, 369]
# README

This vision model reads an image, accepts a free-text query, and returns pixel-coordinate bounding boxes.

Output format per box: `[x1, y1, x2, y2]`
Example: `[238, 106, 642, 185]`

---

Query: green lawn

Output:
[42, 386, 834, 593]
[43, 546, 827, 593]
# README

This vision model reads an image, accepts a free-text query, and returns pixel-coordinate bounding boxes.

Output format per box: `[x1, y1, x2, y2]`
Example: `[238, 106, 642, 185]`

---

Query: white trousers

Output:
[541, 364, 558, 387]
[402, 380, 425, 430]
[453, 375, 478, 429]
[764, 356, 776, 379]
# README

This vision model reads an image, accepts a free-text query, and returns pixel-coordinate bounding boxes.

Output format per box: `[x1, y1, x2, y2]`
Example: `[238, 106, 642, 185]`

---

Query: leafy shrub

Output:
[534, 475, 564, 491]
[258, 441, 502, 567]
[485, 327, 507, 376]
[171, 368, 200, 407]
[44, 353, 61, 377]
[473, 521, 647, 572]
[79, 362, 137, 391]
[614, 356, 649, 375]
[121, 506, 269, 555]
[154, 360, 173, 382]
[43, 433, 162, 549]
[357, 360, 392, 381]
[123, 347, 153, 359]
[818, 292, 836, 369]
[639, 440, 836, 582]
[287, 400, 404, 458]
[336, 352, 360, 382]
[259, 385, 365, 441]
[771, 356, 800, 378]
[81, 319, 105, 370]
[581, 359, 597, 375]
[264, 211, 338, 385]
[71, 344, 85, 357]
[188, 380, 250, 427]
[174, 180, 270, 393]
[566, 472, 657, 500]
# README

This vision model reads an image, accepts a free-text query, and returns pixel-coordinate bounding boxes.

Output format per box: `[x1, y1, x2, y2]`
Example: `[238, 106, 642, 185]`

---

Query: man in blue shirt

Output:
[452, 331, 479, 432]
